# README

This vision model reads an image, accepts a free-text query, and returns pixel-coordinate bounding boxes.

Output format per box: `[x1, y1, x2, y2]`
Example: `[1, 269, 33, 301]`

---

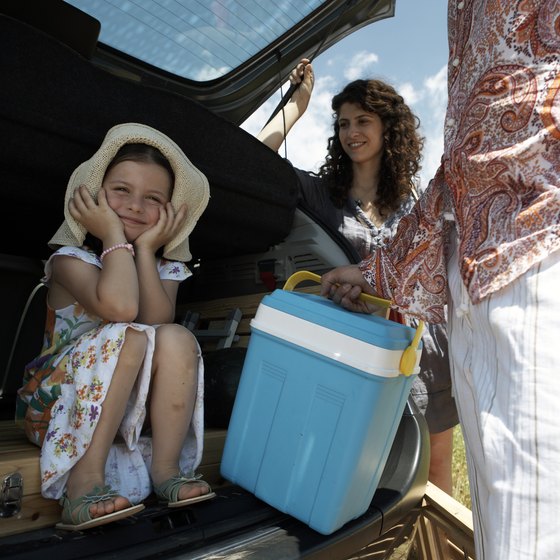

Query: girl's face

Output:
[337, 102, 384, 167]
[102, 160, 173, 242]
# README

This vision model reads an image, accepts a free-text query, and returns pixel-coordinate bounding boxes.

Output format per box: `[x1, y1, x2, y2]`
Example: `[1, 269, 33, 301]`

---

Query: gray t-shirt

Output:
[295, 168, 415, 259]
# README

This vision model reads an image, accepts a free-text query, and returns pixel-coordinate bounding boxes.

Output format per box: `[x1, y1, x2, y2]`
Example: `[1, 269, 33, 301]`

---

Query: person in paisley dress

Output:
[16, 123, 214, 531]
[258, 61, 459, 494]
[321, 2, 560, 558]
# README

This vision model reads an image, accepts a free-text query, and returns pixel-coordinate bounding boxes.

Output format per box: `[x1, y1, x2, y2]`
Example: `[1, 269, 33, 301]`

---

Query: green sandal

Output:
[56, 485, 145, 531]
[153, 474, 216, 508]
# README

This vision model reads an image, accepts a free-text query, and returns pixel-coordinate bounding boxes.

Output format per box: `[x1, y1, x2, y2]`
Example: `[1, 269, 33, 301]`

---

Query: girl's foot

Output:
[153, 474, 216, 508]
[56, 485, 145, 531]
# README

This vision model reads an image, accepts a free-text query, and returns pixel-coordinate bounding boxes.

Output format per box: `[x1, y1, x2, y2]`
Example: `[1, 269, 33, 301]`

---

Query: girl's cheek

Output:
[150, 208, 162, 225]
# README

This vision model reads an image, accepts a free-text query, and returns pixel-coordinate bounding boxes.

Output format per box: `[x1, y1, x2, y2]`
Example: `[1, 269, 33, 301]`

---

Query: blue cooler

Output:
[220, 273, 422, 535]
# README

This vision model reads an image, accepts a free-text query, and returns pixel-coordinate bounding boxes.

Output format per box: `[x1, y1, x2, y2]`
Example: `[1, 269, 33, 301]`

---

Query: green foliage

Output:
[452, 425, 471, 510]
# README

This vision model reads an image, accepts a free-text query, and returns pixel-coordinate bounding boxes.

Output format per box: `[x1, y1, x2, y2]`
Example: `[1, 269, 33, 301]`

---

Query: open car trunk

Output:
[0, 4, 429, 558]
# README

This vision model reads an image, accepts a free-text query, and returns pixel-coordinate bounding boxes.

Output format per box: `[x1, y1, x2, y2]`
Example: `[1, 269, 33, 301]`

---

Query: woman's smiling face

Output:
[102, 160, 172, 242]
[337, 102, 384, 167]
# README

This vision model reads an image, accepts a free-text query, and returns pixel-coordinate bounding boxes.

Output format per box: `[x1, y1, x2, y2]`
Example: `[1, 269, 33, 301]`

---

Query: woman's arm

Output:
[257, 58, 314, 152]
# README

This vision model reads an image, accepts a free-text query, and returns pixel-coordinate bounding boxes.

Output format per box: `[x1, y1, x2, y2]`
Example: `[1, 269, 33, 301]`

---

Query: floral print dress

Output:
[15, 246, 203, 503]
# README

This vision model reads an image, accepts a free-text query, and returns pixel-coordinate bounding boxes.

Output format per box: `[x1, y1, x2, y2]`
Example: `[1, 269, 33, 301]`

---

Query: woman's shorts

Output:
[410, 321, 459, 433]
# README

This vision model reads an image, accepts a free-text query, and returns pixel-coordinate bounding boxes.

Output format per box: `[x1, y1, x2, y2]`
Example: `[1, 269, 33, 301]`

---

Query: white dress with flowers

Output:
[16, 246, 204, 502]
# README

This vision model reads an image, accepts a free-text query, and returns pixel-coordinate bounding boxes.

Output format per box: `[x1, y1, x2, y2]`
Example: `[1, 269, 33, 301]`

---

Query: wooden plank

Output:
[423, 481, 473, 535]
[421, 508, 475, 559]
[0, 441, 37, 454]
[0, 422, 25, 436]
[0, 493, 61, 537]
[0, 424, 39, 454]
[414, 482, 475, 560]
[415, 515, 431, 560]
[0, 423, 28, 446]
[417, 514, 446, 560]
[0, 439, 38, 454]
[0, 449, 42, 495]
[449, 539, 473, 560]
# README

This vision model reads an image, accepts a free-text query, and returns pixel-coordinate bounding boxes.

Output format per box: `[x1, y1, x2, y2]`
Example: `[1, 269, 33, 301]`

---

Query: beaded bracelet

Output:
[100, 243, 135, 262]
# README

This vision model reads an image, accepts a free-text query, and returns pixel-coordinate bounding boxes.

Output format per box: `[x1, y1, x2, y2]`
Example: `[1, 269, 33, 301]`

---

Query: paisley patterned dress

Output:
[357, 0, 560, 323]
[16, 246, 203, 502]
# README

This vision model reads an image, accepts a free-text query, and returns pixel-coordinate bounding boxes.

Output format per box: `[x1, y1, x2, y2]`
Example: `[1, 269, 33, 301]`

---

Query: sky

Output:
[241, 0, 449, 191]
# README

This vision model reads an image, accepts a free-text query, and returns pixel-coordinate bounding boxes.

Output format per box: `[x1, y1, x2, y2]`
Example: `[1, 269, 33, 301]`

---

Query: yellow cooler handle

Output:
[282, 270, 423, 377]
[283, 271, 390, 308]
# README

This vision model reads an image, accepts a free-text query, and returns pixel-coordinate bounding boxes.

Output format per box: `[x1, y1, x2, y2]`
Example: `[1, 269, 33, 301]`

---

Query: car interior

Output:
[0, 2, 430, 558]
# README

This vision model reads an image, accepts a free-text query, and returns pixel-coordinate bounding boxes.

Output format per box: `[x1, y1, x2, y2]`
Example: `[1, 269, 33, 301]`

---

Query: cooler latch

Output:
[0, 472, 23, 517]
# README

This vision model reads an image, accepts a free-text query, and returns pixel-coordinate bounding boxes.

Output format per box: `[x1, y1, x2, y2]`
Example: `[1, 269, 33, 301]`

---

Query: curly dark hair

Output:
[318, 79, 424, 217]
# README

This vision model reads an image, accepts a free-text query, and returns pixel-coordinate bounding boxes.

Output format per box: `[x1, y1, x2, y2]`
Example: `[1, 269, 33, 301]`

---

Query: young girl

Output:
[16, 123, 214, 531]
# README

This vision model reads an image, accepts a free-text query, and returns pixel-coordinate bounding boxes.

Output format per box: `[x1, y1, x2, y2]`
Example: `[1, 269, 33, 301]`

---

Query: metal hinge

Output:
[0, 472, 23, 518]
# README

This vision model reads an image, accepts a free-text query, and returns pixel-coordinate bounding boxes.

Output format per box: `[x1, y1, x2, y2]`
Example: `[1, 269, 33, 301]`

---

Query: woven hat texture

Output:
[49, 123, 210, 262]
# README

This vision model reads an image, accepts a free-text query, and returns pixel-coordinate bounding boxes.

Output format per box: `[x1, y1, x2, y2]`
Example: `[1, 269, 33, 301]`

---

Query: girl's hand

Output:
[68, 186, 124, 240]
[134, 202, 188, 254]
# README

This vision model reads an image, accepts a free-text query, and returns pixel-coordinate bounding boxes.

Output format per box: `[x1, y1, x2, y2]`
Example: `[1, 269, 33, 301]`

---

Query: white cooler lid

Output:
[251, 304, 420, 378]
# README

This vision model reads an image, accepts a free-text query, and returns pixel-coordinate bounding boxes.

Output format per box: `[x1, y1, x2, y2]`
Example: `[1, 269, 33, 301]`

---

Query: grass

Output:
[451, 425, 471, 509]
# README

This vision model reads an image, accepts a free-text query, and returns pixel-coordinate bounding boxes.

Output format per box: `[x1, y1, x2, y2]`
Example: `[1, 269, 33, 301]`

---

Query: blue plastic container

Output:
[220, 290, 421, 535]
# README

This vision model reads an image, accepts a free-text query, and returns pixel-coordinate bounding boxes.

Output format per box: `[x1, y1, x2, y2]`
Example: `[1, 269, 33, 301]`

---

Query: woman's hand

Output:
[134, 202, 188, 255]
[320, 265, 381, 314]
[68, 185, 124, 241]
[288, 58, 314, 113]
[256, 57, 315, 152]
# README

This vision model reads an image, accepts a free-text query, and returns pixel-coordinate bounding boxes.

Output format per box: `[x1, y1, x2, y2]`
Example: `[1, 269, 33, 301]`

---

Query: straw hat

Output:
[49, 123, 210, 262]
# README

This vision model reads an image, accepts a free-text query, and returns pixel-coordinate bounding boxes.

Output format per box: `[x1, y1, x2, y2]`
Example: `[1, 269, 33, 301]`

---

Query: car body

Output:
[0, 1, 429, 558]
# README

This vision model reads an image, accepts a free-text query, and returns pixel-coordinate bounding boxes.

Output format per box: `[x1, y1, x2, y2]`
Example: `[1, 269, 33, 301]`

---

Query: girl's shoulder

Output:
[52, 245, 100, 264]
[43, 246, 100, 283]
[43, 249, 191, 282]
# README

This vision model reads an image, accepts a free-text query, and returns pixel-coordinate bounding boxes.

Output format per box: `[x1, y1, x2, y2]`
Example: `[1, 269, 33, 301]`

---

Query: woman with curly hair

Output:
[258, 59, 458, 495]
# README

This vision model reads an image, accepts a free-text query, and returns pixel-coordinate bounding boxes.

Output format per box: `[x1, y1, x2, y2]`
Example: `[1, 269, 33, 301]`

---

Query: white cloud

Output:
[425, 65, 448, 98]
[344, 51, 380, 81]
[416, 64, 448, 190]
[398, 82, 422, 106]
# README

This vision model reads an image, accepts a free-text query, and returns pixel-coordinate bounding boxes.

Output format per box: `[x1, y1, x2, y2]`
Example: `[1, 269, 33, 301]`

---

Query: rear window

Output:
[66, 0, 323, 81]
